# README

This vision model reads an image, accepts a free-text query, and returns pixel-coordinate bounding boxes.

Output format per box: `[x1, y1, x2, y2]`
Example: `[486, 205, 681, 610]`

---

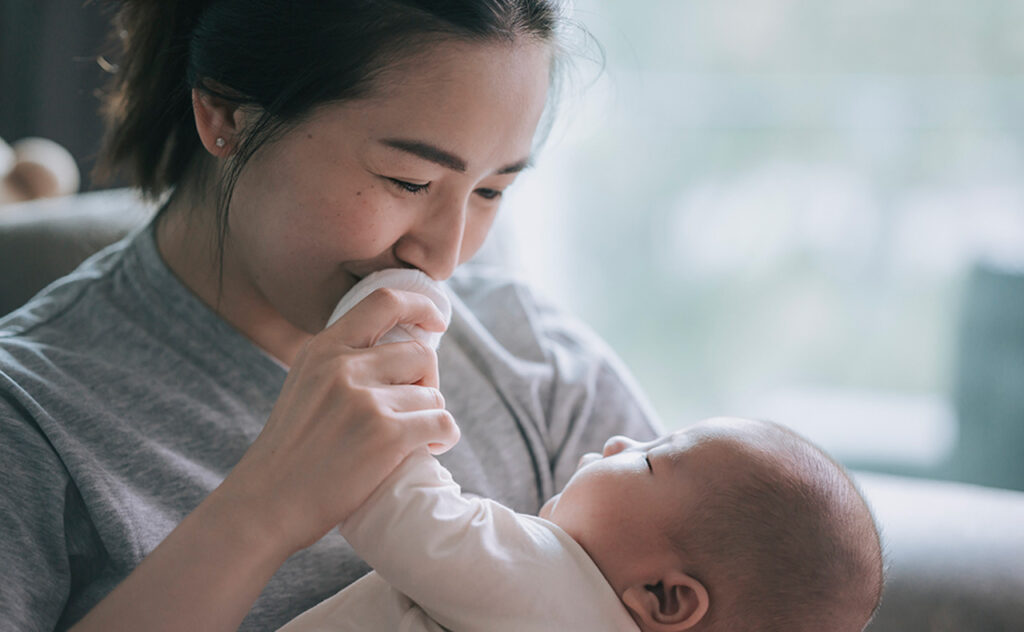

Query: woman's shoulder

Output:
[444, 263, 615, 366]
[446, 263, 539, 311]
[0, 234, 134, 342]
[0, 227, 165, 413]
[445, 264, 557, 359]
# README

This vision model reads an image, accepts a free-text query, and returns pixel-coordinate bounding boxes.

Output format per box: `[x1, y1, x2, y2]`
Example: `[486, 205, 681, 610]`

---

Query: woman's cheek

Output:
[327, 191, 405, 253]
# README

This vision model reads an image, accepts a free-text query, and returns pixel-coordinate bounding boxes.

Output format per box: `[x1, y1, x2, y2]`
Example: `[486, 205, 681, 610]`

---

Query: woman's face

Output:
[223, 39, 551, 334]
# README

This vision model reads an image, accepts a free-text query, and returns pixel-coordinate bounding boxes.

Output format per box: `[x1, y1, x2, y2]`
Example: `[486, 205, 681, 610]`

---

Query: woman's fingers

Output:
[225, 285, 456, 548]
[395, 408, 461, 456]
[326, 288, 446, 349]
[382, 384, 445, 413]
[360, 340, 440, 388]
[300, 334, 440, 389]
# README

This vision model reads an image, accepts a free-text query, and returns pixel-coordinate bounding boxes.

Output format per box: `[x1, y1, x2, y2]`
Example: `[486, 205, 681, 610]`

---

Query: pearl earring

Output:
[215, 137, 226, 148]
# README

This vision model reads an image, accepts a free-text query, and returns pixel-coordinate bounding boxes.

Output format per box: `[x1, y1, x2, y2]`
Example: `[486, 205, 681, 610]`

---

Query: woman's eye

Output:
[475, 188, 503, 200]
[387, 178, 430, 195]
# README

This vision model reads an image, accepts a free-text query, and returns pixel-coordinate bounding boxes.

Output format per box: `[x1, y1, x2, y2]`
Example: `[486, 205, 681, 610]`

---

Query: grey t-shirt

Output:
[0, 222, 661, 631]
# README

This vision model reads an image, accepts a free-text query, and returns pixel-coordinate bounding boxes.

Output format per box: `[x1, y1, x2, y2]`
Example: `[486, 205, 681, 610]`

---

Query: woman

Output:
[0, 1, 659, 630]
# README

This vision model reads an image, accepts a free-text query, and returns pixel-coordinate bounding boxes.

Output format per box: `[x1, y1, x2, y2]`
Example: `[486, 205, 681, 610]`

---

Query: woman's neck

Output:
[154, 183, 312, 366]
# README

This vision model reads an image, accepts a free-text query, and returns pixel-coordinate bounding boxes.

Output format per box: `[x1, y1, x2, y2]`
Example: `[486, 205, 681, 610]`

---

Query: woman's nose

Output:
[602, 435, 640, 457]
[396, 199, 467, 281]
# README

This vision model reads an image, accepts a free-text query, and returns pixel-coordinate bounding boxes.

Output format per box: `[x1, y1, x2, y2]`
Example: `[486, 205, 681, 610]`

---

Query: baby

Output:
[279, 272, 884, 632]
[538, 417, 886, 631]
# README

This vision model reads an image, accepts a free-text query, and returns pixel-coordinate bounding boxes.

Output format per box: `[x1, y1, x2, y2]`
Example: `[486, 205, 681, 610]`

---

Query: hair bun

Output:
[95, 0, 214, 194]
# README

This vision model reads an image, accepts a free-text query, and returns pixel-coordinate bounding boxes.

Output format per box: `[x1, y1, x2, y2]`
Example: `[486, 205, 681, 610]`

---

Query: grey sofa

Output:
[2, 189, 1023, 631]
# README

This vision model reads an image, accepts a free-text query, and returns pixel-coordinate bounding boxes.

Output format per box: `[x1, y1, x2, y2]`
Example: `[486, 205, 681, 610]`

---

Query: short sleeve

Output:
[0, 384, 73, 632]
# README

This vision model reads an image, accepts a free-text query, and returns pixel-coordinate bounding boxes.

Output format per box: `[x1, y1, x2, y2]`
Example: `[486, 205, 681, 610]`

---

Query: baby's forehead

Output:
[670, 417, 777, 451]
[666, 418, 808, 470]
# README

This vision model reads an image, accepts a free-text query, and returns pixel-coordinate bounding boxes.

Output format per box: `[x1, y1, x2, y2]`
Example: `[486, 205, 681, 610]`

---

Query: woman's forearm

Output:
[70, 488, 292, 632]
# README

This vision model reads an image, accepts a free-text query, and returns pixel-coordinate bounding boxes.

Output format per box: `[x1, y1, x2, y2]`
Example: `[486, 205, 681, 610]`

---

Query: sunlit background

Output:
[497, 0, 1024, 489]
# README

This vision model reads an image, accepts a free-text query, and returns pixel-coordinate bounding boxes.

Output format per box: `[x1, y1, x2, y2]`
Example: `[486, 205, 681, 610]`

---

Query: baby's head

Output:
[539, 417, 884, 632]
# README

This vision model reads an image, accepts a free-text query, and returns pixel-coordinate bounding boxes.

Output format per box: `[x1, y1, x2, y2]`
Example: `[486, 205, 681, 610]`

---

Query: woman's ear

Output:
[191, 88, 244, 156]
[621, 571, 710, 631]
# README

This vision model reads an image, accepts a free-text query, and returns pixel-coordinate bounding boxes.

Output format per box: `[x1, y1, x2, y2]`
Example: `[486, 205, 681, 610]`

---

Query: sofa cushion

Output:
[858, 472, 1024, 631]
[0, 188, 153, 316]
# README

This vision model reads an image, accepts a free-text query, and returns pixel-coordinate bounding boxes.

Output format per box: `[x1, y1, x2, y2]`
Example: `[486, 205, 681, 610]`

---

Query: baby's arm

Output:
[321, 272, 632, 630]
[338, 449, 634, 632]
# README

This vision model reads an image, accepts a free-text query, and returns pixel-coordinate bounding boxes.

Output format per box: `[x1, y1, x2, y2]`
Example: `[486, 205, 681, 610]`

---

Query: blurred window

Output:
[500, 0, 1024, 486]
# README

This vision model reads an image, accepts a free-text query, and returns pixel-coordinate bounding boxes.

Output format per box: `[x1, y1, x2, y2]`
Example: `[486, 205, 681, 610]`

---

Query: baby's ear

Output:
[621, 571, 709, 631]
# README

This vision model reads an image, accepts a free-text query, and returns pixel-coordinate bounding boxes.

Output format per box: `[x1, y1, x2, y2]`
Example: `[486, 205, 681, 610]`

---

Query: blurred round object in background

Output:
[0, 138, 14, 176]
[1, 137, 81, 204]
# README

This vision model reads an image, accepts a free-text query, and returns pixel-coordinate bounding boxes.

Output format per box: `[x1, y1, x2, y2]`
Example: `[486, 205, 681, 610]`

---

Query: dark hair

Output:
[95, 0, 565, 262]
[672, 422, 884, 632]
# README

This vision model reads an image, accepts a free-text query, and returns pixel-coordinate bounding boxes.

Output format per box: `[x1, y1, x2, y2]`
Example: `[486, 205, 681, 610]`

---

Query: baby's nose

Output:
[602, 435, 638, 457]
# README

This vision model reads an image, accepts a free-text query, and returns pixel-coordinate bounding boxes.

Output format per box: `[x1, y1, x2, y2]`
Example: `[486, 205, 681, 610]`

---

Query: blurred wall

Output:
[0, 0, 116, 191]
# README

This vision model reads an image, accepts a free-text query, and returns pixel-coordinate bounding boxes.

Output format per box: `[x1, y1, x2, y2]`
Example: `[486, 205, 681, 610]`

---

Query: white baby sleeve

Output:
[277, 571, 447, 632]
[338, 451, 639, 632]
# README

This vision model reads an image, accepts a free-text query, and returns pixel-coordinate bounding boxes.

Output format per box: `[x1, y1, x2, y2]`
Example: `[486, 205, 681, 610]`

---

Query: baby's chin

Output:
[541, 451, 602, 520]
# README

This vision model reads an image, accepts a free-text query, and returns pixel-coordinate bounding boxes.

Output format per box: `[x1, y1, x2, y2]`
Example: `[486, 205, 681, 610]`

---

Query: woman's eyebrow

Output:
[496, 157, 532, 174]
[379, 137, 531, 175]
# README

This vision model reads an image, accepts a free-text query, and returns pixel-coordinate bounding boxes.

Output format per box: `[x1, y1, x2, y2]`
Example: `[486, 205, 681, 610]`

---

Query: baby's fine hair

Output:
[673, 421, 884, 632]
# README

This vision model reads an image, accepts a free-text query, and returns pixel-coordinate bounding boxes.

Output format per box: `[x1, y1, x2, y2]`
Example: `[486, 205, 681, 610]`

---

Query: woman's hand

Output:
[72, 288, 458, 632]
[219, 287, 461, 554]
